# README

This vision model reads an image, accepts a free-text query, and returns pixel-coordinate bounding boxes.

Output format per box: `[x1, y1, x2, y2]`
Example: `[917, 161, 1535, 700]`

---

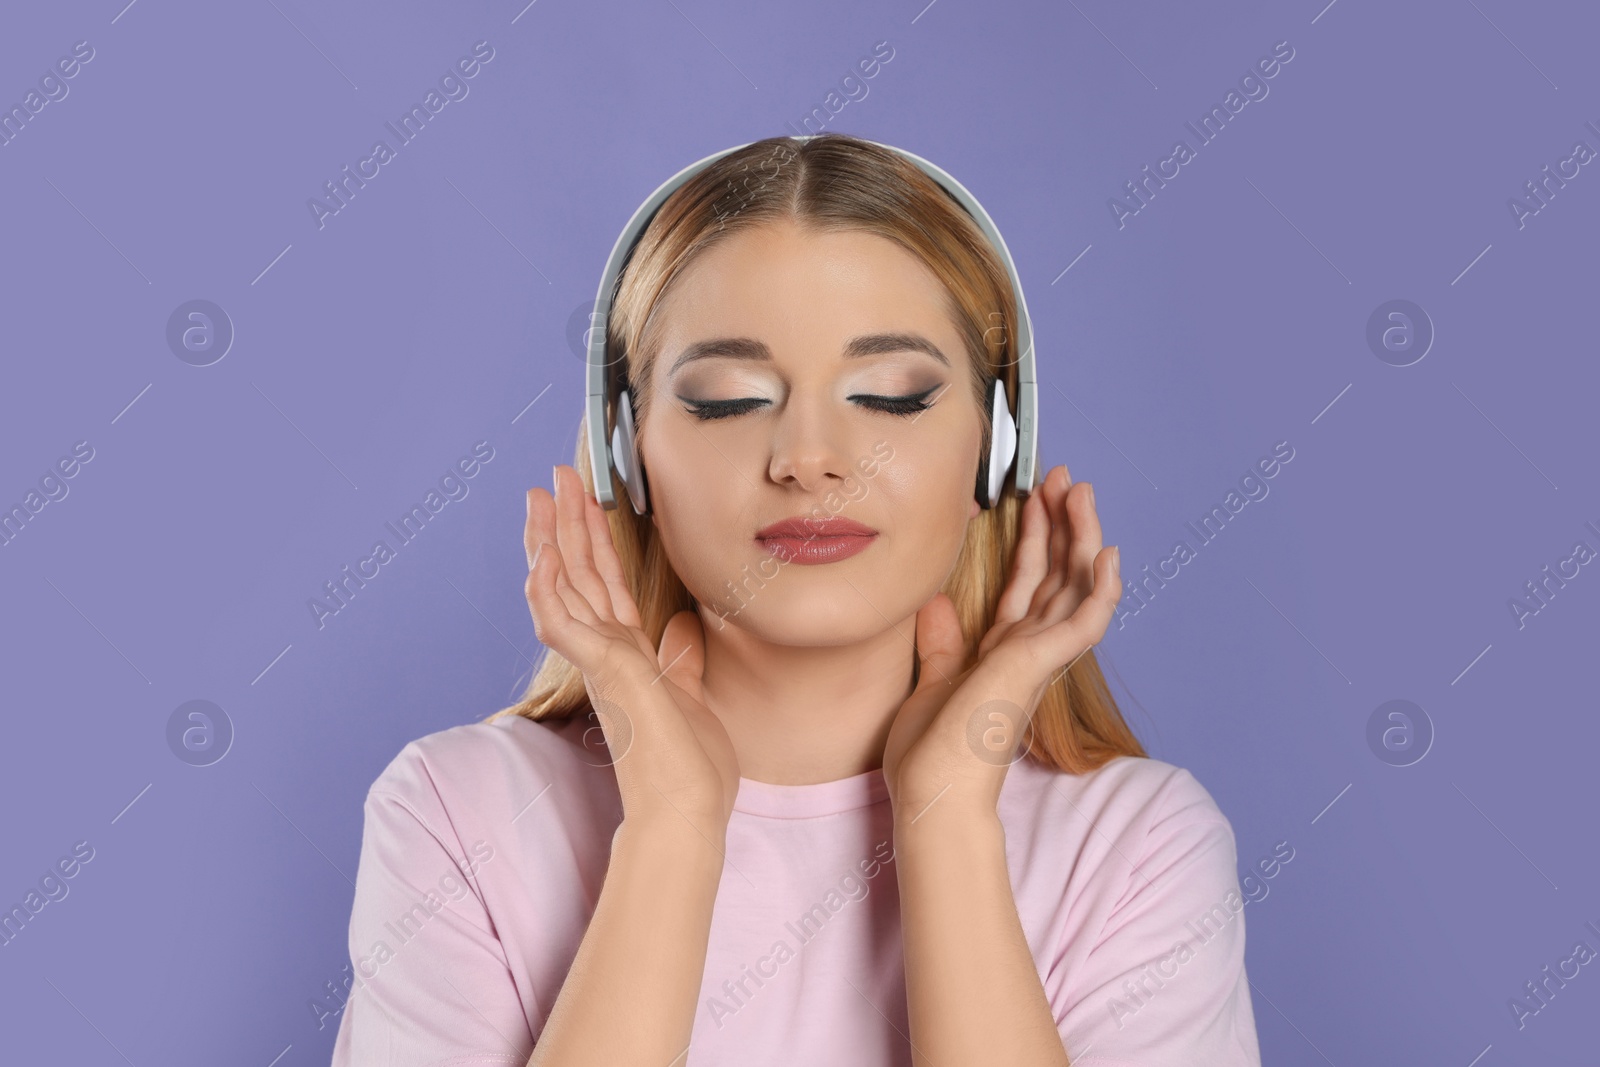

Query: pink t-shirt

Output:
[328, 713, 1260, 1066]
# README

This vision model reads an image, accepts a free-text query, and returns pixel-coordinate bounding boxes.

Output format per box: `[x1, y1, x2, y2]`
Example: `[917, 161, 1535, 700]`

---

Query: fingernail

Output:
[1111, 546, 1120, 578]
[532, 541, 546, 567]
[1087, 483, 1096, 509]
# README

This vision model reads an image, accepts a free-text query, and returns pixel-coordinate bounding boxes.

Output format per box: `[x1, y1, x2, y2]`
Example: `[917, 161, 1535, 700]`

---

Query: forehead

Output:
[646, 219, 964, 369]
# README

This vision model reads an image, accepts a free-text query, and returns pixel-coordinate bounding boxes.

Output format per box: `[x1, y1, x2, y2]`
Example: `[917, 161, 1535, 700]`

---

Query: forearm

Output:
[527, 816, 725, 1067]
[896, 809, 1071, 1067]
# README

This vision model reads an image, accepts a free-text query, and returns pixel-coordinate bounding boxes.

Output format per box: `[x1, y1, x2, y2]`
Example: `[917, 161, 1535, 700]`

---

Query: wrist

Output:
[893, 798, 1004, 841]
[893, 807, 1007, 883]
[889, 776, 1001, 828]
[615, 810, 729, 863]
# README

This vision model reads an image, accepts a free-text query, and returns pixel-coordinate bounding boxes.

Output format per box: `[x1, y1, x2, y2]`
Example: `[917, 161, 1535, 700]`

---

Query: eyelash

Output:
[683, 387, 940, 422]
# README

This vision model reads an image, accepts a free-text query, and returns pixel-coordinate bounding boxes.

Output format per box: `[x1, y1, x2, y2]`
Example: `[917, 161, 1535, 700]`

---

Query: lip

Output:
[755, 515, 878, 565]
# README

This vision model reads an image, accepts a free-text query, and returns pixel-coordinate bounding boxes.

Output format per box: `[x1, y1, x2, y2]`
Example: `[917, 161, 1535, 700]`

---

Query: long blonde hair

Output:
[487, 132, 1145, 774]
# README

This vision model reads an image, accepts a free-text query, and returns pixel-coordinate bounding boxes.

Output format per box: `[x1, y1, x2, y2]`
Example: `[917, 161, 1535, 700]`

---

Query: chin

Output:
[699, 575, 924, 646]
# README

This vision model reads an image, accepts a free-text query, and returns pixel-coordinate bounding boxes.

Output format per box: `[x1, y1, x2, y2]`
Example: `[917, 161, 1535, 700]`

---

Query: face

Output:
[635, 217, 986, 646]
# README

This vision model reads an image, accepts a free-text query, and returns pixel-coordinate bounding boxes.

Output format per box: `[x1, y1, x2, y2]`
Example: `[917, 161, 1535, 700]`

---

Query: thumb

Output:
[657, 609, 708, 701]
[913, 593, 970, 692]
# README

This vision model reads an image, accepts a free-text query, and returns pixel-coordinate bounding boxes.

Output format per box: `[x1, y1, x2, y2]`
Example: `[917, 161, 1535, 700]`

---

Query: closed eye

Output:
[852, 385, 941, 416]
[681, 385, 942, 422]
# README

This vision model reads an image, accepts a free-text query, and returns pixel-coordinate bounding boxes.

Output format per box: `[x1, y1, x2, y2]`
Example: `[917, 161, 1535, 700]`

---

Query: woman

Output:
[330, 132, 1261, 1066]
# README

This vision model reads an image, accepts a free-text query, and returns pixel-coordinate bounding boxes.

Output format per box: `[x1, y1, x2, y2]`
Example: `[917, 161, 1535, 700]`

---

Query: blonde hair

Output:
[487, 132, 1145, 774]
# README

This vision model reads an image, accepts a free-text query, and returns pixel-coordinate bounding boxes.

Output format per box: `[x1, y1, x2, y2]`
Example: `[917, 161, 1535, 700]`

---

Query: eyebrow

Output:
[666, 332, 951, 376]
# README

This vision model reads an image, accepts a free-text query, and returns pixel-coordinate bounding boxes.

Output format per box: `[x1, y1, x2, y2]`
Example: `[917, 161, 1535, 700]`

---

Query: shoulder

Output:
[1004, 753, 1231, 842]
[1020, 758, 1262, 1061]
[1001, 754, 1240, 907]
[364, 713, 613, 824]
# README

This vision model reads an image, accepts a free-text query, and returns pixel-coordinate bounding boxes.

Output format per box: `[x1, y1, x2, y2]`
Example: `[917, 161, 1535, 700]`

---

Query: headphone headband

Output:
[584, 134, 1038, 513]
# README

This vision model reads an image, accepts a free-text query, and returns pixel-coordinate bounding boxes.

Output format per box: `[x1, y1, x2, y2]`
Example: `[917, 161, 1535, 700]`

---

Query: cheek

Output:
[872, 437, 978, 547]
[642, 441, 782, 611]
[640, 415, 737, 512]
[650, 467, 742, 564]
[652, 503, 753, 614]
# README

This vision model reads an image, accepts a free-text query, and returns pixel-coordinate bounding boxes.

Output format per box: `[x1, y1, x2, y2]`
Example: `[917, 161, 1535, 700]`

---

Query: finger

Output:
[990, 467, 1055, 634]
[549, 541, 606, 628]
[657, 610, 708, 702]
[1027, 466, 1074, 614]
[553, 465, 615, 621]
[525, 540, 610, 669]
[529, 486, 604, 627]
[525, 488, 551, 569]
[1036, 545, 1122, 659]
[1037, 479, 1103, 627]
[914, 593, 970, 691]
[1065, 480, 1104, 602]
[585, 493, 644, 630]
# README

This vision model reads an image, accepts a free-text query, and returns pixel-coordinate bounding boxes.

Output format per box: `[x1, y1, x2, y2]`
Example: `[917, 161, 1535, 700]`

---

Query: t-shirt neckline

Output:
[733, 766, 890, 818]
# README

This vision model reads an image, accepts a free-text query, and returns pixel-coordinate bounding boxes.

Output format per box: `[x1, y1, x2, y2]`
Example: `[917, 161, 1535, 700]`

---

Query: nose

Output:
[766, 392, 857, 494]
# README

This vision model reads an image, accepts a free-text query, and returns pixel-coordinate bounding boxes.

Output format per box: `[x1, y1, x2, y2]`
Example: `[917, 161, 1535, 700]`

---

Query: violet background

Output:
[1, 0, 1596, 1063]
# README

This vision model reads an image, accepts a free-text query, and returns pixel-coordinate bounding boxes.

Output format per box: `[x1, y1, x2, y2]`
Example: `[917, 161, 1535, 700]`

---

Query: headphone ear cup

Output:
[977, 377, 1018, 509]
[610, 389, 650, 516]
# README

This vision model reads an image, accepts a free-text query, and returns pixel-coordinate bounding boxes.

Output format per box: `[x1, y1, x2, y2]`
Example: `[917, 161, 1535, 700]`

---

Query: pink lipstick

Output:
[754, 516, 878, 565]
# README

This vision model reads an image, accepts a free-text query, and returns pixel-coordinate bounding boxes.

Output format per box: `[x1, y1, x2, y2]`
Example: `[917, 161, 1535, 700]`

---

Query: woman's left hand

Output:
[881, 465, 1122, 822]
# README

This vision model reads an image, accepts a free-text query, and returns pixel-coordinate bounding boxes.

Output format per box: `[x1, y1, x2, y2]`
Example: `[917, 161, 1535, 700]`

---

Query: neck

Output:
[694, 602, 917, 786]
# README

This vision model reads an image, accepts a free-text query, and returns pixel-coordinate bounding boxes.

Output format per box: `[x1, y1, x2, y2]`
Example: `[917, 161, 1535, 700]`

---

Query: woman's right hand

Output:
[524, 465, 739, 837]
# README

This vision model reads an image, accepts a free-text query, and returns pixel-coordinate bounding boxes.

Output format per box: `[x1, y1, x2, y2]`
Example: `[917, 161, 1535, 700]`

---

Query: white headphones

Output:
[584, 135, 1038, 516]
